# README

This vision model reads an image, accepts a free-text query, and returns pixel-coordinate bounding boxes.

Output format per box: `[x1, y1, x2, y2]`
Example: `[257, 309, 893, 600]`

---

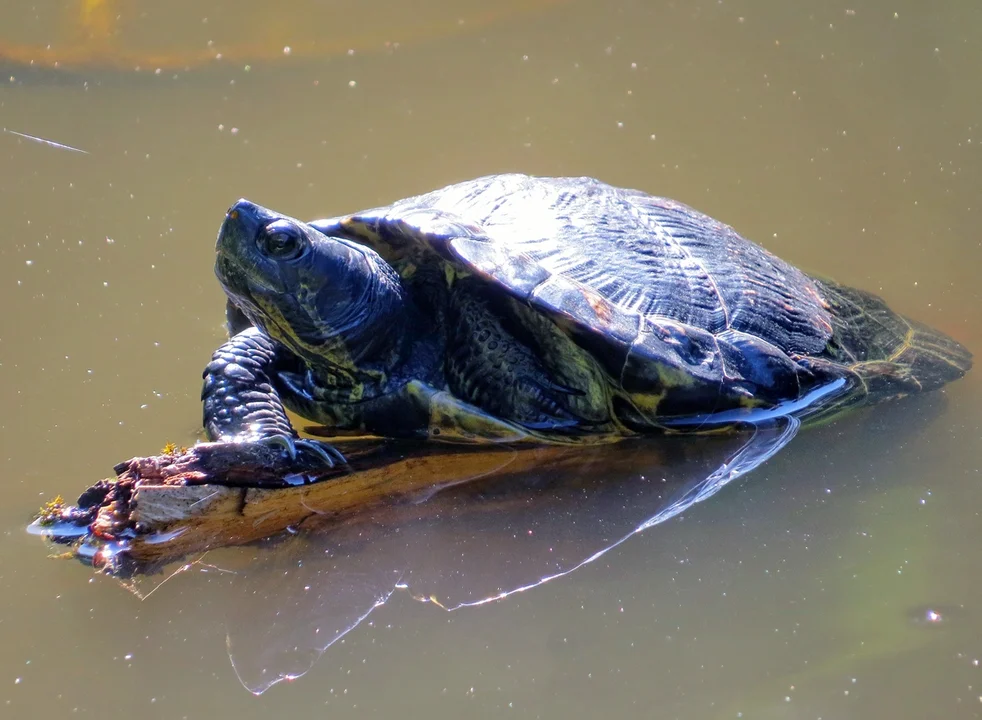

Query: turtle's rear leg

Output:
[814, 277, 972, 404]
[884, 318, 974, 392]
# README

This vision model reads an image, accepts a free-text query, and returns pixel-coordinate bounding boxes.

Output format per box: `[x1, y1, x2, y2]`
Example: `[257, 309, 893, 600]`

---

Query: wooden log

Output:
[32, 436, 698, 574]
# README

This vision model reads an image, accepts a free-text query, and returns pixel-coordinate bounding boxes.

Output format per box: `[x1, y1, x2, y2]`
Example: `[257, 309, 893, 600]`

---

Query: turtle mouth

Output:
[214, 253, 258, 309]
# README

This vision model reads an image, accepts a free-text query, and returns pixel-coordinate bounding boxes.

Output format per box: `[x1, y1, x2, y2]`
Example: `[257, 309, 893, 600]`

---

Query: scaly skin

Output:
[201, 327, 344, 468]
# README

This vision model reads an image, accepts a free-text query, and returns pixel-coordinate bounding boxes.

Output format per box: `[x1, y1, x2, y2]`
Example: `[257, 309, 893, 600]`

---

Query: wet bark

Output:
[32, 439, 623, 573]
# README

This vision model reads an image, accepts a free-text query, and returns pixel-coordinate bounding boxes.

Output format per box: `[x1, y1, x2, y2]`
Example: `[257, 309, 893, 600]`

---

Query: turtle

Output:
[202, 174, 972, 476]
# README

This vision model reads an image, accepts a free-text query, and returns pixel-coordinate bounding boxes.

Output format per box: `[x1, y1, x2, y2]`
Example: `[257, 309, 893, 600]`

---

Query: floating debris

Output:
[3, 128, 89, 154]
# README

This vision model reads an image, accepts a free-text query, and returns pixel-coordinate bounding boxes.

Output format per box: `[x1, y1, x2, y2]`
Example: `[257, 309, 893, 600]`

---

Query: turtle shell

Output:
[317, 174, 837, 415]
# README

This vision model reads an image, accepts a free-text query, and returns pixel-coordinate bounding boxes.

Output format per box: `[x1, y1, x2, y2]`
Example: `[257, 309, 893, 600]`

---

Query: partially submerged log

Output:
[31, 437, 677, 574]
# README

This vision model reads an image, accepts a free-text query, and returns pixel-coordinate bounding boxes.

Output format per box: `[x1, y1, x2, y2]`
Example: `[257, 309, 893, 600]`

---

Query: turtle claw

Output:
[258, 434, 346, 467]
[260, 434, 299, 459]
[296, 438, 347, 467]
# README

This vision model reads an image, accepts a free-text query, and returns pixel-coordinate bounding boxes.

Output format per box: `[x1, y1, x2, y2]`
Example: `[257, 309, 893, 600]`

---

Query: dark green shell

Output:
[314, 174, 971, 420]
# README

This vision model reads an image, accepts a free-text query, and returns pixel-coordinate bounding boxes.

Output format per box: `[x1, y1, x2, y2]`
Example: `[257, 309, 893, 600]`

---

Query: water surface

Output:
[1, 1, 980, 718]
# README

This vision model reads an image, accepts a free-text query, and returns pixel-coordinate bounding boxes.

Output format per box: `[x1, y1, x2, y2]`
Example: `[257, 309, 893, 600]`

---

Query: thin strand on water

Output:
[3, 128, 89, 154]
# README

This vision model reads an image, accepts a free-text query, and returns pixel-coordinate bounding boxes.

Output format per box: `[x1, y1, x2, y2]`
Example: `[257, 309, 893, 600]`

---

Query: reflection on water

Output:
[108, 396, 945, 696]
[2, 0, 980, 718]
[115, 434, 763, 692]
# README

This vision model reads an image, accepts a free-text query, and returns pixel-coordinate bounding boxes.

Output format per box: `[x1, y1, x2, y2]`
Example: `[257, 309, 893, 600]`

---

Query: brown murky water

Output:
[2, 0, 980, 717]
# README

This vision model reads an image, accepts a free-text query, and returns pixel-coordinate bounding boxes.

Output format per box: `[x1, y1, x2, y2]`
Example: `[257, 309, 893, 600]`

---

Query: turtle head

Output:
[215, 199, 412, 382]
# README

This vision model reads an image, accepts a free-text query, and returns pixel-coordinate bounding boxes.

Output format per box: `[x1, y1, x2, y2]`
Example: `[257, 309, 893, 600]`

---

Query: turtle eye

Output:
[260, 221, 305, 260]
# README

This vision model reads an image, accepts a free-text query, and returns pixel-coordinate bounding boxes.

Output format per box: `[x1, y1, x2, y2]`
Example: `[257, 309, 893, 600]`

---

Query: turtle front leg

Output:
[201, 327, 345, 467]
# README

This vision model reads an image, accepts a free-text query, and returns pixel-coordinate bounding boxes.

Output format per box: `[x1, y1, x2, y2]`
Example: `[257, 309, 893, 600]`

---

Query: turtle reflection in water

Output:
[204, 174, 972, 477]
